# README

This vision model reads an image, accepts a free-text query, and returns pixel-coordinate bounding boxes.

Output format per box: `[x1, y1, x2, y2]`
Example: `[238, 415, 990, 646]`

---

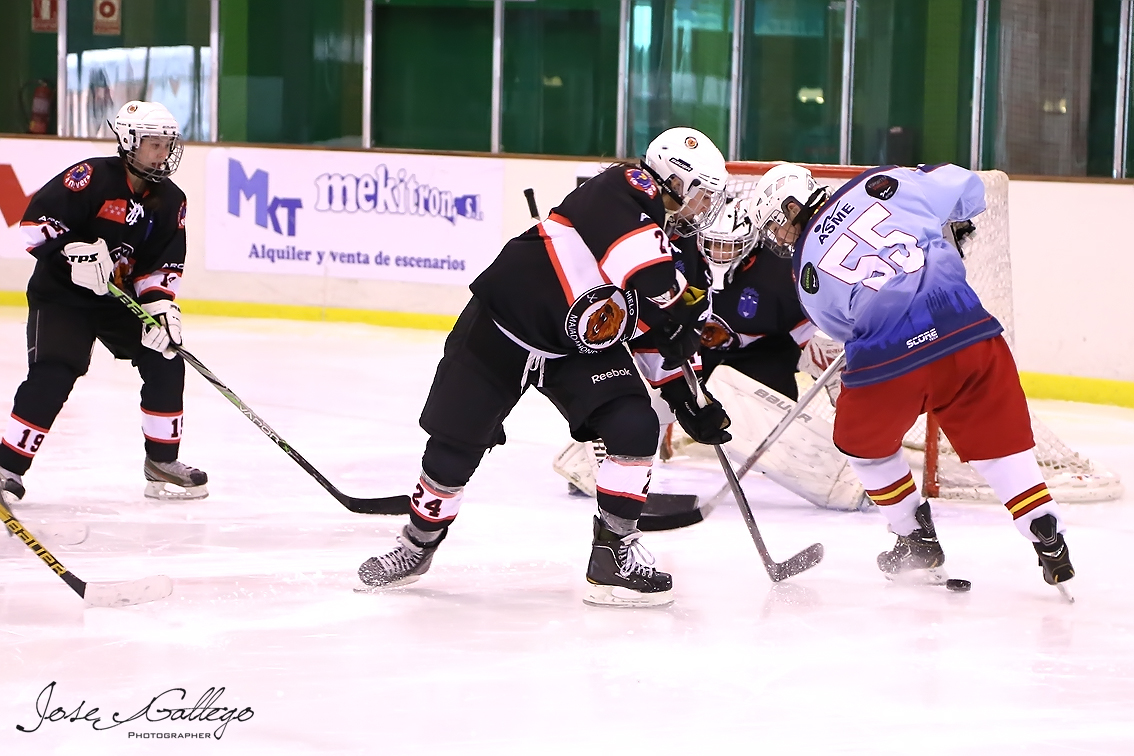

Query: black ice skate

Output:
[1030, 514, 1075, 602]
[0, 466, 25, 508]
[877, 501, 948, 585]
[356, 526, 446, 591]
[584, 516, 673, 607]
[144, 457, 209, 500]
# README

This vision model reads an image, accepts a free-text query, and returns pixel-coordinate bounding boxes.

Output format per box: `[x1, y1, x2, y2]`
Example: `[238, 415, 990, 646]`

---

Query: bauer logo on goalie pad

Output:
[564, 284, 639, 353]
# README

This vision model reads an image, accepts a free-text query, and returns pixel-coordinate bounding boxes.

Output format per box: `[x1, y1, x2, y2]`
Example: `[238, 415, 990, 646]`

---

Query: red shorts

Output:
[833, 336, 1034, 461]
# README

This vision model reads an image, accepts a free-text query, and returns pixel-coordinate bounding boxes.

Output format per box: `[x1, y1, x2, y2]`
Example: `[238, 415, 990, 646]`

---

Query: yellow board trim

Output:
[1018, 371, 1134, 410]
[2, 291, 1133, 405]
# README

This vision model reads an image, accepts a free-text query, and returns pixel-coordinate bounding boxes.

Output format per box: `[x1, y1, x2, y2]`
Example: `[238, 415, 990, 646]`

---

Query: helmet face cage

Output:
[643, 127, 729, 237]
[112, 101, 183, 182]
[698, 196, 757, 265]
[752, 165, 823, 259]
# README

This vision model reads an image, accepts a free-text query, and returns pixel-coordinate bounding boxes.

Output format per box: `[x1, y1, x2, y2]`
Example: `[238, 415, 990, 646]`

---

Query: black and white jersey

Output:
[470, 163, 680, 357]
[19, 156, 188, 307]
[702, 242, 815, 353]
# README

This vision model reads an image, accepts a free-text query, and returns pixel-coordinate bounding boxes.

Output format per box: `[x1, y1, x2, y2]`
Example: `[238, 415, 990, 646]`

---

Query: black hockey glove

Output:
[660, 375, 732, 446]
[655, 287, 710, 371]
[947, 220, 975, 257]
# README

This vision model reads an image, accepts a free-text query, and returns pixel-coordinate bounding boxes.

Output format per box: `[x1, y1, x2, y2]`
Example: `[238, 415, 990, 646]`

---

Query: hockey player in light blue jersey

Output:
[748, 162, 1074, 597]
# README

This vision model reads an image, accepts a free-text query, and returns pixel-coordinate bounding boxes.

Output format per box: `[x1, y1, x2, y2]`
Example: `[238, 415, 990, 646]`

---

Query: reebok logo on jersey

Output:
[591, 368, 632, 384]
[906, 328, 938, 349]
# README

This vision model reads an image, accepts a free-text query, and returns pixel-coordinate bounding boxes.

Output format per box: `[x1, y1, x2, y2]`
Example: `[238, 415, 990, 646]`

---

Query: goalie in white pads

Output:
[750, 161, 1074, 596]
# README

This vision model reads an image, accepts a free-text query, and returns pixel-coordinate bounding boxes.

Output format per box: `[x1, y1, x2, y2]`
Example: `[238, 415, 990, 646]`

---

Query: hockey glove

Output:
[655, 287, 710, 371]
[660, 374, 732, 446]
[63, 239, 112, 296]
[140, 299, 183, 359]
[947, 220, 975, 256]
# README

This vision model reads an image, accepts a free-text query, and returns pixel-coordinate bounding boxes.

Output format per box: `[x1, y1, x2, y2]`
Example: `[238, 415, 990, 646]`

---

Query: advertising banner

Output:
[205, 147, 505, 286]
[0, 139, 115, 261]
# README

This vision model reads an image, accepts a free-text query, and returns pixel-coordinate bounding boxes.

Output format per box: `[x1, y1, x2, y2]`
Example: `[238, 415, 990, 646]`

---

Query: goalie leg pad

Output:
[706, 366, 870, 512]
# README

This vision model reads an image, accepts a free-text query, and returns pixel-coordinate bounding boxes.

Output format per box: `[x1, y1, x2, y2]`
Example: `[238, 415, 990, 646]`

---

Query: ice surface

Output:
[1, 308, 1132, 754]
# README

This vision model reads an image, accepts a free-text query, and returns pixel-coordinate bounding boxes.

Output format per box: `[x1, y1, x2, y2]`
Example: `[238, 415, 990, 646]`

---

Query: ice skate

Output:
[1030, 514, 1075, 602]
[878, 501, 948, 585]
[144, 457, 209, 500]
[0, 466, 25, 508]
[356, 526, 446, 591]
[584, 516, 673, 607]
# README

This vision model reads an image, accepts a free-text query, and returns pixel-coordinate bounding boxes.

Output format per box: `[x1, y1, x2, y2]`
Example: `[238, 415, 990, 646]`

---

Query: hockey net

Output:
[722, 161, 1123, 503]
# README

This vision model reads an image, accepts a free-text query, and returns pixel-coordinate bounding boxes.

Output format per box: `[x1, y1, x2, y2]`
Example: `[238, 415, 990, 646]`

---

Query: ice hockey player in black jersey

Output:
[0, 100, 207, 508]
[357, 127, 733, 607]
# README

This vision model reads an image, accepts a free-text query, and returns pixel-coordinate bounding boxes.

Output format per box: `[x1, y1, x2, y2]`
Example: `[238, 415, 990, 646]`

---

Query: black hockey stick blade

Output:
[767, 542, 825, 582]
[638, 493, 712, 531]
[339, 493, 410, 515]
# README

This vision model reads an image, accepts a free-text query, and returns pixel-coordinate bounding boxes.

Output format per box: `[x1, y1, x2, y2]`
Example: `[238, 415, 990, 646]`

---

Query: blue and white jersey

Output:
[793, 164, 1002, 387]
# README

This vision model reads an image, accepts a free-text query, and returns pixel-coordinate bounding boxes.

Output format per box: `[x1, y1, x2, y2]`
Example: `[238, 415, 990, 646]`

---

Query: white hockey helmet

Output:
[642, 127, 728, 237]
[697, 194, 759, 291]
[750, 163, 830, 258]
[109, 100, 183, 182]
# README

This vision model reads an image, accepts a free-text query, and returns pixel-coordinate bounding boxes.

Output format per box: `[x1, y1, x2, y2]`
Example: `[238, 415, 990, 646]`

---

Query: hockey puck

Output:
[945, 579, 972, 592]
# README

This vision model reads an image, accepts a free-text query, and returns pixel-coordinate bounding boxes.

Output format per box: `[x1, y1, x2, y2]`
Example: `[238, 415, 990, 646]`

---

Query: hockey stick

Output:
[1, 500, 173, 607]
[681, 364, 823, 582]
[703, 351, 847, 511]
[106, 282, 410, 516]
[523, 187, 540, 220]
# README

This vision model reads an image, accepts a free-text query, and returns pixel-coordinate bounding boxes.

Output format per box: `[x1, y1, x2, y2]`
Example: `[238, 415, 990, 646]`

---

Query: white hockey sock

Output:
[410, 472, 464, 528]
[595, 454, 651, 503]
[848, 451, 921, 535]
[968, 451, 1064, 541]
[2, 413, 50, 465]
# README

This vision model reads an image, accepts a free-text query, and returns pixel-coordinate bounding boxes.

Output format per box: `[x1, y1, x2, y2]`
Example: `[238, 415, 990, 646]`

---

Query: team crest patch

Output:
[737, 287, 759, 319]
[700, 315, 738, 350]
[684, 136, 699, 149]
[624, 168, 657, 198]
[63, 163, 93, 192]
[177, 201, 187, 229]
[565, 284, 639, 353]
[800, 262, 820, 294]
[865, 174, 898, 200]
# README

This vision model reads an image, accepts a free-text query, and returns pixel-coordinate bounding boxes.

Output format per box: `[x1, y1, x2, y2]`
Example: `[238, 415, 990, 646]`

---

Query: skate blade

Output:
[83, 575, 173, 608]
[883, 566, 949, 586]
[144, 481, 209, 501]
[1055, 582, 1075, 604]
[583, 583, 674, 608]
[353, 574, 423, 593]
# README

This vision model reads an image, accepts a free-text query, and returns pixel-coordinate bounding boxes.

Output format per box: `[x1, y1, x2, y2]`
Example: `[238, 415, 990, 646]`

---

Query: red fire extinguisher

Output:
[27, 80, 53, 134]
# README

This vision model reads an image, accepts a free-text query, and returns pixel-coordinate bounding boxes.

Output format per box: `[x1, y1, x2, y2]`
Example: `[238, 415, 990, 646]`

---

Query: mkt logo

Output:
[313, 165, 482, 225]
[227, 159, 303, 236]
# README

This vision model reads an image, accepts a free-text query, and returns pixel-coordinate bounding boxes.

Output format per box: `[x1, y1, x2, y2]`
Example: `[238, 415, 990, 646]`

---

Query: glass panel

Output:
[371, 0, 493, 152]
[1087, 0, 1122, 176]
[851, 0, 977, 168]
[739, 0, 844, 163]
[0, 2, 59, 135]
[984, 0, 1099, 176]
[65, 0, 212, 141]
[220, 0, 363, 146]
[627, 0, 733, 158]
[501, 0, 620, 156]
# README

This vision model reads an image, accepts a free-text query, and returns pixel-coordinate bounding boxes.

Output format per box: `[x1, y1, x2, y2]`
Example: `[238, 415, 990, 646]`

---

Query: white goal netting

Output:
[719, 162, 1123, 503]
